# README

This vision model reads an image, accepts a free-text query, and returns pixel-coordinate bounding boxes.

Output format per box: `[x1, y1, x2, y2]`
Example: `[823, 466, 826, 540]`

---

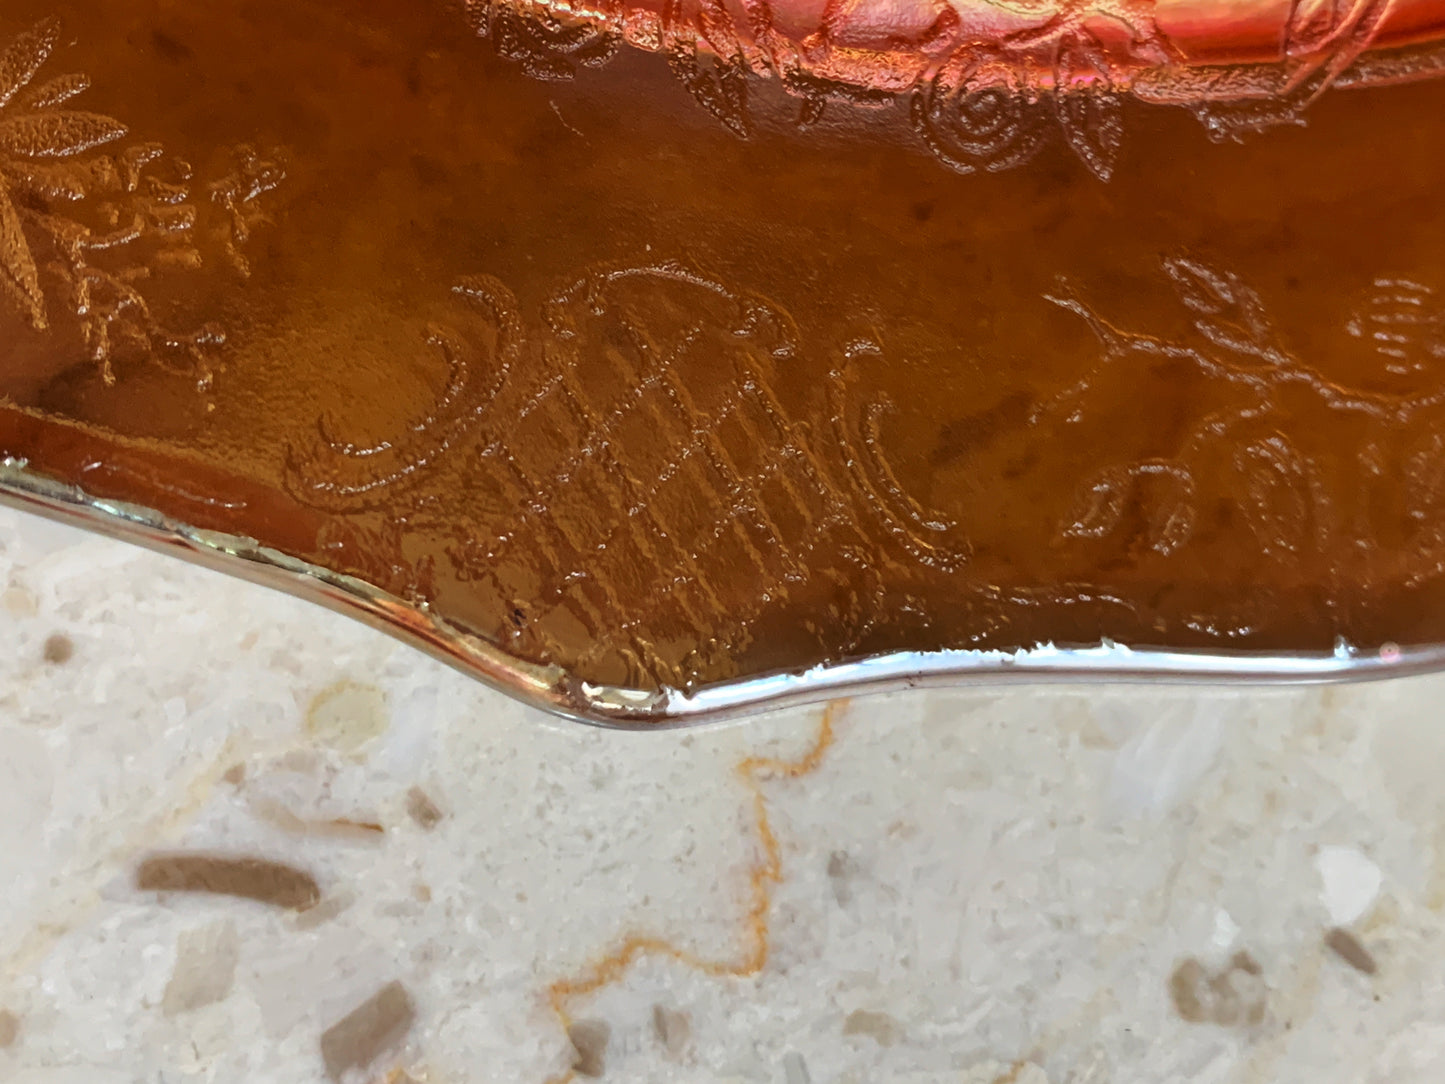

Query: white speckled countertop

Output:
[3, 503, 1445, 1083]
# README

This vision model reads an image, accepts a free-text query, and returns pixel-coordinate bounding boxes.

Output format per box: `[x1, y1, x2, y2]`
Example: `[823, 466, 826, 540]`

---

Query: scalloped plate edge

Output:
[2, 457, 1441, 728]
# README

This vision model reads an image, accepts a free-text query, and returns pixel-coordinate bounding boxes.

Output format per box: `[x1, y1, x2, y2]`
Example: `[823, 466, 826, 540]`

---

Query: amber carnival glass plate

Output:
[6, 0, 1445, 725]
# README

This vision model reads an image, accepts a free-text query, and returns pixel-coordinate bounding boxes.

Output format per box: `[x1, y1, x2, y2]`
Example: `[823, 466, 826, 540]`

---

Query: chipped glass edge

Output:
[2, 456, 1441, 728]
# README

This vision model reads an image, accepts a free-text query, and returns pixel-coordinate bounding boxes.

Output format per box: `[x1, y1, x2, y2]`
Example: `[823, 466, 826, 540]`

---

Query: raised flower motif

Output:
[0, 17, 282, 388]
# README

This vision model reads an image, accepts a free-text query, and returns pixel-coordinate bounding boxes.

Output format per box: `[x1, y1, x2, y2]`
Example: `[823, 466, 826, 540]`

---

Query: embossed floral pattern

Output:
[0, 18, 282, 387]
[908, 0, 1183, 180]
[0, 18, 126, 332]
[464, 0, 1437, 180]
[1044, 257, 1445, 568]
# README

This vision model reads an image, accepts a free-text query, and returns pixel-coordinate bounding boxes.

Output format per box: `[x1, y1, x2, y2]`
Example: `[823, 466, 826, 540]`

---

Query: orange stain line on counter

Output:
[542, 699, 844, 1083]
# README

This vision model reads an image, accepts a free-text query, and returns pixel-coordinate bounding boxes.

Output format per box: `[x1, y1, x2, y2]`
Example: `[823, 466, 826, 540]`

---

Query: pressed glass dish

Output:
[4, 0, 1445, 724]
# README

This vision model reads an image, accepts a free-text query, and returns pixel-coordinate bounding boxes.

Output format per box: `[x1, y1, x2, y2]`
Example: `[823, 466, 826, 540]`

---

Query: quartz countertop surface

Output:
[1, 505, 1443, 1083]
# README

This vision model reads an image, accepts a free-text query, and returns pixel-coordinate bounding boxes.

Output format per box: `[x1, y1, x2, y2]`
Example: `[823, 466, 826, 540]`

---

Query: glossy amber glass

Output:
[3, 0, 1445, 719]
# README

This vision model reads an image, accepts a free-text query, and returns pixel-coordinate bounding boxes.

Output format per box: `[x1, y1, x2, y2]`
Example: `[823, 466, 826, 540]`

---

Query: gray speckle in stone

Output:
[827, 850, 858, 907]
[42, 633, 73, 665]
[842, 1008, 903, 1046]
[319, 980, 415, 1082]
[162, 920, 240, 1016]
[1325, 927, 1378, 975]
[652, 1004, 690, 1058]
[569, 1018, 611, 1078]
[136, 852, 321, 911]
[1169, 953, 1267, 1027]
[405, 786, 444, 830]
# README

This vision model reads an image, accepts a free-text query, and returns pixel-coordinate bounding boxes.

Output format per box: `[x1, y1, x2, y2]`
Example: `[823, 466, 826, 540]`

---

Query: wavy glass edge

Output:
[3, 459, 1441, 728]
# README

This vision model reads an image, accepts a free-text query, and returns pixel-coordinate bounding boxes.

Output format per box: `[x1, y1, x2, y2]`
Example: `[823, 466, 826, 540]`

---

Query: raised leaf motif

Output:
[1345, 278, 1445, 377]
[208, 144, 286, 277]
[3, 158, 91, 201]
[1150, 494, 1197, 557]
[1404, 430, 1445, 547]
[19, 72, 89, 111]
[0, 17, 57, 109]
[1063, 465, 1130, 540]
[0, 110, 128, 159]
[0, 177, 44, 328]
[664, 0, 751, 138]
[1234, 434, 1328, 559]
[668, 50, 751, 139]
[1054, 90, 1122, 182]
[1162, 256, 1285, 363]
[1062, 460, 1197, 555]
[1053, 34, 1123, 182]
[1140, 466, 1200, 557]
[828, 383, 972, 572]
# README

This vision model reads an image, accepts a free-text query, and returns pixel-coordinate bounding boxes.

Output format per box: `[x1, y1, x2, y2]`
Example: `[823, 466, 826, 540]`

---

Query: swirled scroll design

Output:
[909, 83, 1052, 175]
[284, 276, 521, 512]
[826, 359, 972, 572]
[0, 18, 283, 388]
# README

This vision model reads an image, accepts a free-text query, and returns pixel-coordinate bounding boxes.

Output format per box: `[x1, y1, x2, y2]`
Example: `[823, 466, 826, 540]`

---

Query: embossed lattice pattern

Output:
[289, 265, 970, 689]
